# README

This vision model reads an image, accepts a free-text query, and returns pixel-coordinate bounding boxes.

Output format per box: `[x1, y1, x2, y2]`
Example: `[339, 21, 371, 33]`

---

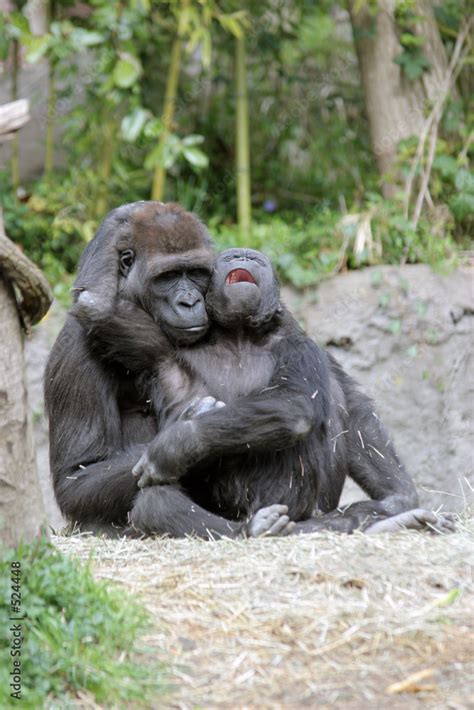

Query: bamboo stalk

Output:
[10, 39, 20, 189]
[96, 120, 115, 218]
[151, 37, 182, 201]
[44, 57, 55, 177]
[235, 35, 251, 244]
[44, 0, 56, 178]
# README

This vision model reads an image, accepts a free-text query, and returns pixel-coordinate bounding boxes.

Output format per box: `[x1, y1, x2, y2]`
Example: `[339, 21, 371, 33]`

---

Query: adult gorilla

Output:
[46, 202, 291, 537]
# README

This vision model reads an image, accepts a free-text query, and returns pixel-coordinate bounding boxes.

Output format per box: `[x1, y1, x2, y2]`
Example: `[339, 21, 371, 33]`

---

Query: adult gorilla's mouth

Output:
[177, 324, 208, 332]
[225, 268, 257, 285]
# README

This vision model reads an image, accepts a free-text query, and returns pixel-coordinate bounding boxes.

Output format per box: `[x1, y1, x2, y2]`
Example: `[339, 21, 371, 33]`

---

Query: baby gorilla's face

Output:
[206, 248, 280, 329]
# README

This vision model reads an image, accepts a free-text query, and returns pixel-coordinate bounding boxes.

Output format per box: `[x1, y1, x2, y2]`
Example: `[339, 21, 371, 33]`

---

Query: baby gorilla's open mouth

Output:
[225, 268, 257, 285]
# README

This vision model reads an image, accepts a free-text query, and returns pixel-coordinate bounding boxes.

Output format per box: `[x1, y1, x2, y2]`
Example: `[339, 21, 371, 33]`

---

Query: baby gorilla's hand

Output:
[181, 395, 226, 419]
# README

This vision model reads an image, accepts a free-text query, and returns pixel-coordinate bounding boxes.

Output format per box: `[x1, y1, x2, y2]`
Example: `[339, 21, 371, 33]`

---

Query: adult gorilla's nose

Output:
[177, 292, 200, 309]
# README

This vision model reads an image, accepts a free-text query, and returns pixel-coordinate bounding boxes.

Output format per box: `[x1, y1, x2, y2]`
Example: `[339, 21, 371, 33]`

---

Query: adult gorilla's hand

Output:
[133, 396, 225, 488]
[132, 448, 172, 488]
[132, 420, 193, 487]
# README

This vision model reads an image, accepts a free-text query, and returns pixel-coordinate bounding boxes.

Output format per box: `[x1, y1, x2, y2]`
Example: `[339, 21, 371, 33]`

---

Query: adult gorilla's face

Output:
[75, 201, 216, 345]
[123, 207, 215, 344]
[139, 256, 212, 343]
[206, 248, 281, 329]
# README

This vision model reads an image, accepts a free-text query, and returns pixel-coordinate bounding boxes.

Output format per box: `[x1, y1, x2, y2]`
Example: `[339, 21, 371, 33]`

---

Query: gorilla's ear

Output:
[119, 249, 135, 276]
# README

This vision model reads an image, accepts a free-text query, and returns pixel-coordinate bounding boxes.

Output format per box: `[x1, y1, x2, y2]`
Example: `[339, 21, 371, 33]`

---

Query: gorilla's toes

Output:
[245, 504, 293, 537]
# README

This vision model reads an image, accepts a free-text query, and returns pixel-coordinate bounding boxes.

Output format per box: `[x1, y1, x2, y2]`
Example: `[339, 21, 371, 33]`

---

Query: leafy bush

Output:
[0, 538, 164, 708]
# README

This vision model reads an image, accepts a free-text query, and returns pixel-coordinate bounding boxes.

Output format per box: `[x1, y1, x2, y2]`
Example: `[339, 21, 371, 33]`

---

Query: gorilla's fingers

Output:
[263, 514, 291, 536]
[132, 454, 155, 488]
[279, 520, 296, 536]
[182, 395, 220, 419]
[194, 396, 218, 416]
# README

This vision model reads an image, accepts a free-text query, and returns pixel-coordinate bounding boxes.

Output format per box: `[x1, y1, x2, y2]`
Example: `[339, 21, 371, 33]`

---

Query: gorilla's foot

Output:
[365, 508, 456, 534]
[244, 504, 295, 537]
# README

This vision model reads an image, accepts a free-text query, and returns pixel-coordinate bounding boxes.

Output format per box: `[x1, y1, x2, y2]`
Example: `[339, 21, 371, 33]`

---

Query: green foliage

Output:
[0, 537, 164, 708]
[1, 171, 96, 301]
[0, 0, 469, 290]
[393, 0, 431, 80]
[367, 193, 458, 269]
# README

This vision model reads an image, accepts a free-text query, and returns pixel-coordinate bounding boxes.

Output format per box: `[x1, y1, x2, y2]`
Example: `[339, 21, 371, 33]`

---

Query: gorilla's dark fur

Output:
[46, 202, 454, 538]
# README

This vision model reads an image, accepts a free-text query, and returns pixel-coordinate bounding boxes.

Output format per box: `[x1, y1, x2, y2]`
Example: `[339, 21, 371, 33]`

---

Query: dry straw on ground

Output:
[55, 518, 474, 709]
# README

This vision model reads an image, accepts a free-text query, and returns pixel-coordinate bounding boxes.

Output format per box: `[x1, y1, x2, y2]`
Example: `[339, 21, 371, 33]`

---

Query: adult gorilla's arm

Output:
[133, 334, 332, 487]
[71, 292, 171, 373]
[45, 317, 141, 525]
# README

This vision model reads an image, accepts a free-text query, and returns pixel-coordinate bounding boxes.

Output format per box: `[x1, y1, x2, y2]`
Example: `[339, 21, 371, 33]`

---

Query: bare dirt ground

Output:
[55, 518, 474, 710]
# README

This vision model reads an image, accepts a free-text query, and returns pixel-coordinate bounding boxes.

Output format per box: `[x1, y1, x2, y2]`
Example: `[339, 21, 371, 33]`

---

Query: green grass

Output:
[0, 537, 165, 709]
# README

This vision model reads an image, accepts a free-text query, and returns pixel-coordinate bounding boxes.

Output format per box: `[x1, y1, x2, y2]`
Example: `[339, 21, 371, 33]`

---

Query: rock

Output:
[283, 263, 474, 512]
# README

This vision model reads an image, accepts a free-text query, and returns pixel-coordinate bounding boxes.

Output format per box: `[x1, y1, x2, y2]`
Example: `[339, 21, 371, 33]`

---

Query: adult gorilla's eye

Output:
[189, 268, 210, 280]
[188, 268, 211, 288]
[119, 249, 135, 276]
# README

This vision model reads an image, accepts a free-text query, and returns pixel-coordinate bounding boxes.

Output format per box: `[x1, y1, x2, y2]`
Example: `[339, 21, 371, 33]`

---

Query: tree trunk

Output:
[0, 279, 49, 548]
[0, 209, 52, 549]
[347, 0, 450, 197]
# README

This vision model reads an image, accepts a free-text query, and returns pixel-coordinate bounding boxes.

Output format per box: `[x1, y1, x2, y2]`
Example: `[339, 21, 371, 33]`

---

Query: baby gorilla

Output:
[74, 249, 454, 538]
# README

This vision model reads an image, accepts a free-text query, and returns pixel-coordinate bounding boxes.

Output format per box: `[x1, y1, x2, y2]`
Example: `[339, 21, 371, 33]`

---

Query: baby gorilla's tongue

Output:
[225, 268, 256, 285]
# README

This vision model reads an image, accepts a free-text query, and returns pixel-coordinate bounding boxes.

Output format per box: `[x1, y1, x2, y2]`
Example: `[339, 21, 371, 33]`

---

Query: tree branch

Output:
[0, 210, 53, 330]
[404, 19, 472, 223]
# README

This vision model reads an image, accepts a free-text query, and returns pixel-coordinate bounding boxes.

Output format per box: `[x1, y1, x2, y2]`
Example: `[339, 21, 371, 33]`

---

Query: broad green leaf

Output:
[8, 11, 30, 38]
[143, 118, 163, 139]
[449, 192, 474, 220]
[455, 168, 474, 193]
[121, 107, 152, 142]
[25, 35, 52, 63]
[70, 29, 105, 48]
[182, 147, 209, 169]
[218, 15, 243, 38]
[113, 54, 142, 88]
[433, 155, 458, 178]
[163, 134, 182, 169]
[144, 134, 180, 170]
[144, 143, 163, 170]
[400, 33, 424, 47]
[182, 134, 205, 147]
